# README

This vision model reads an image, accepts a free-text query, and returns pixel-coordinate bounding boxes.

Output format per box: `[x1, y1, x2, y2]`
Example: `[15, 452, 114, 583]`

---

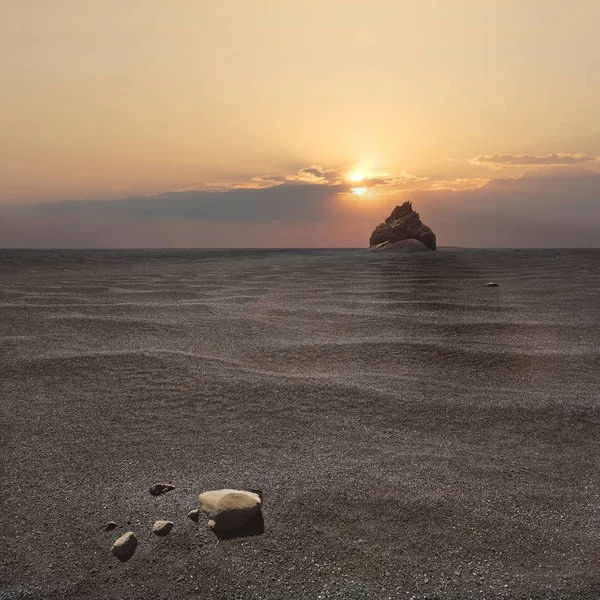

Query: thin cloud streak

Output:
[468, 153, 598, 168]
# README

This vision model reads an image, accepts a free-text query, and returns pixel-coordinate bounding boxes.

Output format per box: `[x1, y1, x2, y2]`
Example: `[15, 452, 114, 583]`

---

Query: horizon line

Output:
[1, 247, 600, 251]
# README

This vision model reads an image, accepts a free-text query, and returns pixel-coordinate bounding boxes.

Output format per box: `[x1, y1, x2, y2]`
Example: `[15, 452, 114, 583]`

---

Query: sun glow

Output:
[349, 167, 373, 196]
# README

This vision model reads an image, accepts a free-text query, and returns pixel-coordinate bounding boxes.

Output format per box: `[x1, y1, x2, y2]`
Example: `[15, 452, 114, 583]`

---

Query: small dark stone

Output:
[149, 483, 175, 496]
[485, 282, 500, 287]
[105, 521, 118, 531]
[153, 520, 174, 536]
[111, 532, 138, 562]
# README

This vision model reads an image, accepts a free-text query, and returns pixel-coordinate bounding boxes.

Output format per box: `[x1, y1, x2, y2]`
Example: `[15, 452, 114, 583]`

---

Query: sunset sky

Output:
[1, 0, 599, 247]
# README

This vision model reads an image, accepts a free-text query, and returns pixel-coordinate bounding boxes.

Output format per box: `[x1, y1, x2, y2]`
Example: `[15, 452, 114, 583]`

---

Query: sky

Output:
[1, 0, 599, 248]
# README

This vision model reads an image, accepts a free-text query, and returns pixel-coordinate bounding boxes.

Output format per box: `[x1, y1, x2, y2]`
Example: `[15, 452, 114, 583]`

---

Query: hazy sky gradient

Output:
[1, 0, 599, 247]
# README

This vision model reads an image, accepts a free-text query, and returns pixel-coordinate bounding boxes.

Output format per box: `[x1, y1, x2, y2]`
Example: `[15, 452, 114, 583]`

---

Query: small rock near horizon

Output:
[486, 282, 500, 287]
[111, 532, 138, 562]
[149, 483, 175, 496]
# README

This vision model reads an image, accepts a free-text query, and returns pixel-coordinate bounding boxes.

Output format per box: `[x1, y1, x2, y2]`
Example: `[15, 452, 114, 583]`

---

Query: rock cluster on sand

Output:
[199, 489, 262, 532]
[368, 201, 436, 251]
[152, 520, 174, 536]
[148, 483, 175, 496]
[111, 532, 138, 562]
[110, 485, 263, 561]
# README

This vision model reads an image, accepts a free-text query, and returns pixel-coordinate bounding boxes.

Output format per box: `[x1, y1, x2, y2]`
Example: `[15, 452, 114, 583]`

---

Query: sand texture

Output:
[1, 248, 599, 599]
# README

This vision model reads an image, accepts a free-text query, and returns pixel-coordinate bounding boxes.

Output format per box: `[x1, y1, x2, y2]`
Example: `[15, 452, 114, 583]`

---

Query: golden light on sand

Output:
[352, 186, 368, 195]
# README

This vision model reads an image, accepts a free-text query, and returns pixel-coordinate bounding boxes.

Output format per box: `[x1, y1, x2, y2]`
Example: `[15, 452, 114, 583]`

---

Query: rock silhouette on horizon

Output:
[369, 201, 436, 250]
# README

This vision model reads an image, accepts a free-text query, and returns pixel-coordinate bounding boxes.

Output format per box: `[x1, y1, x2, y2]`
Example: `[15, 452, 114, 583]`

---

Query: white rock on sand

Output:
[199, 489, 261, 532]
[152, 520, 174, 536]
[111, 532, 138, 562]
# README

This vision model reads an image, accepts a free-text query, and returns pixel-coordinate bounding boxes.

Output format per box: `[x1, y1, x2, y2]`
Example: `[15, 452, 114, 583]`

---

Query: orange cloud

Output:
[426, 178, 492, 191]
[206, 165, 428, 193]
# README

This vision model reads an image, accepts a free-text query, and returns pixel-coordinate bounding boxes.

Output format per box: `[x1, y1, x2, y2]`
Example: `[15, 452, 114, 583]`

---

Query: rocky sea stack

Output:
[368, 201, 436, 251]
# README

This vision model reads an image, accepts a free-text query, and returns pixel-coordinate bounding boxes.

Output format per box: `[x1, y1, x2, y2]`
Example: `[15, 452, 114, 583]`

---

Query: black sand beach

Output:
[1, 248, 599, 599]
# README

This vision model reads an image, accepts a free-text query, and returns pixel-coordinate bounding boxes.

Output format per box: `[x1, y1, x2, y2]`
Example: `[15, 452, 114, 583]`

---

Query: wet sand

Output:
[1, 249, 599, 599]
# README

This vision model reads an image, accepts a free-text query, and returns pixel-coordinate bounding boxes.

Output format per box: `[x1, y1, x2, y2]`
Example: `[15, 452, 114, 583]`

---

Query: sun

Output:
[348, 169, 369, 196]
